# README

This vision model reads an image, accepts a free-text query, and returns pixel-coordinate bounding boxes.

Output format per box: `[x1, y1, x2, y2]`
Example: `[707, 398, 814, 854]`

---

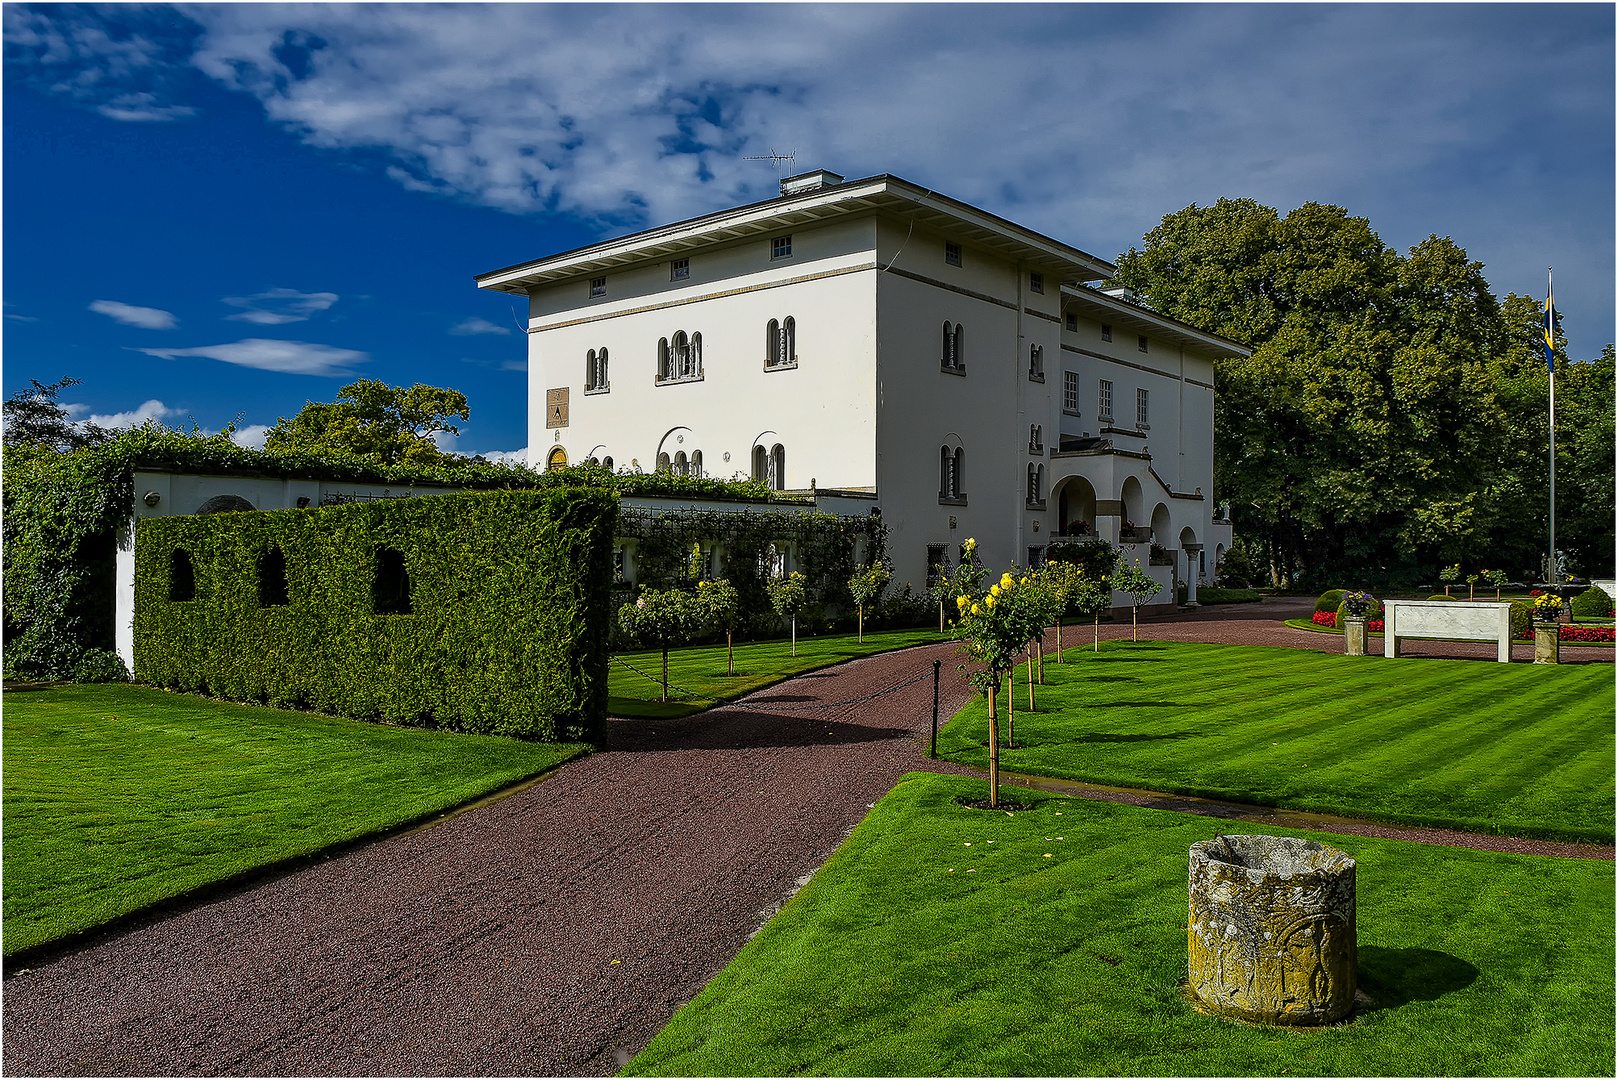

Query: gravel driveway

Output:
[5, 601, 1608, 1076]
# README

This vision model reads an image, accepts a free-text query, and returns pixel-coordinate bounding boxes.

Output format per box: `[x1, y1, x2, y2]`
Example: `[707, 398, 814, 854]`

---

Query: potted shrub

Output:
[1531, 592, 1563, 665]
[1340, 591, 1376, 657]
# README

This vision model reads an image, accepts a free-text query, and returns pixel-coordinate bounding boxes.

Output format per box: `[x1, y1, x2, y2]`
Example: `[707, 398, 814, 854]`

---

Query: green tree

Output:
[847, 561, 890, 643]
[617, 588, 712, 702]
[1110, 557, 1162, 640]
[768, 571, 809, 655]
[3, 377, 112, 451]
[1113, 199, 1590, 588]
[264, 379, 470, 467]
[697, 578, 742, 675]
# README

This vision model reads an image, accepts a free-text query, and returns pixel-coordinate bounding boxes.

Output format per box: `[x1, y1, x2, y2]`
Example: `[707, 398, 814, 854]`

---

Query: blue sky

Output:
[5, 3, 1613, 461]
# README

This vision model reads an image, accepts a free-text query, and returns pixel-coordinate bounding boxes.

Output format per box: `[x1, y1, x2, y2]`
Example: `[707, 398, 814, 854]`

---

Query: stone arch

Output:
[1119, 476, 1145, 528]
[1150, 503, 1172, 544]
[196, 494, 255, 514]
[1053, 476, 1096, 536]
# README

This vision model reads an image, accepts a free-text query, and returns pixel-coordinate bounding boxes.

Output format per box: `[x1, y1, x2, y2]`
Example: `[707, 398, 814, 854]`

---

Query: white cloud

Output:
[228, 423, 272, 449]
[450, 316, 512, 336]
[473, 447, 528, 467]
[89, 299, 177, 329]
[137, 338, 366, 376]
[78, 399, 183, 429]
[3, 5, 198, 121]
[222, 288, 339, 325]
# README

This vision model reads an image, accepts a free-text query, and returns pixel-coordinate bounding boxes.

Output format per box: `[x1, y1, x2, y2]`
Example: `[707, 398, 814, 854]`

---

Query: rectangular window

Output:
[1099, 379, 1113, 421]
[1063, 371, 1079, 414]
[1065, 313, 1077, 331]
[945, 241, 962, 266]
[772, 235, 793, 260]
[1100, 324, 1112, 342]
[1029, 271, 1044, 294]
[589, 276, 606, 298]
[671, 258, 689, 281]
[1138, 334, 1149, 353]
[1137, 387, 1150, 428]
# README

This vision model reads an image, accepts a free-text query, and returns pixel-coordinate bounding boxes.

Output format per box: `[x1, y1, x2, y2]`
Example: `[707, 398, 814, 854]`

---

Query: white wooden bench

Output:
[1383, 600, 1515, 663]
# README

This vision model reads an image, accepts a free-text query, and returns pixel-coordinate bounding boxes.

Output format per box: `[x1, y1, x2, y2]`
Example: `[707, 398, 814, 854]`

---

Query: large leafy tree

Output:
[1115, 199, 1611, 586]
[3, 377, 112, 451]
[264, 379, 470, 467]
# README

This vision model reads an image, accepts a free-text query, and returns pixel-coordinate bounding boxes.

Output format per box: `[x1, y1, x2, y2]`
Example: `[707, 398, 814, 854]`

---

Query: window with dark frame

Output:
[1030, 271, 1044, 294]
[1099, 379, 1113, 421]
[1063, 371, 1079, 415]
[1065, 312, 1077, 331]
[1138, 334, 1149, 353]
[771, 235, 792, 260]
[589, 276, 606, 298]
[671, 258, 689, 281]
[1101, 323, 1112, 342]
[1028, 343, 1044, 381]
[945, 241, 962, 266]
[1137, 387, 1150, 429]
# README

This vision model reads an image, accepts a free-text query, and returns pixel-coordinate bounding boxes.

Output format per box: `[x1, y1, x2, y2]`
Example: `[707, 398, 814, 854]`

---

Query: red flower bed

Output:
[1311, 611, 1385, 633]
[1561, 625, 1616, 643]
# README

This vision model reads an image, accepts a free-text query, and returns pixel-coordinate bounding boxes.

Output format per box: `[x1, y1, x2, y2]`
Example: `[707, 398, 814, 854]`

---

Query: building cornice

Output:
[1060, 284, 1250, 359]
[475, 174, 1117, 295]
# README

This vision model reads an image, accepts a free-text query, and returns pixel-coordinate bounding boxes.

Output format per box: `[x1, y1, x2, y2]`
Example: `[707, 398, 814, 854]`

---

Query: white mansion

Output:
[476, 171, 1246, 607]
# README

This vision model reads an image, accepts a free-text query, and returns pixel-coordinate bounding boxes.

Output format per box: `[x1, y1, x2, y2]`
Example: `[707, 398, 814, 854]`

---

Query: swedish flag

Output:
[1543, 280, 1559, 373]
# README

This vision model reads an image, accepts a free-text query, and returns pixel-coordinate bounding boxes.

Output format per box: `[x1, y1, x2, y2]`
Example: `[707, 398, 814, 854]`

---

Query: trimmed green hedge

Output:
[1572, 585, 1613, 619]
[1314, 589, 1345, 613]
[134, 488, 616, 741]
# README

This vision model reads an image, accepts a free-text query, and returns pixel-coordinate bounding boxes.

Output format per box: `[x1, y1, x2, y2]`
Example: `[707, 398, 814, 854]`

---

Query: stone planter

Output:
[1188, 835, 1357, 1026]
[1342, 616, 1369, 657]
[1533, 622, 1561, 665]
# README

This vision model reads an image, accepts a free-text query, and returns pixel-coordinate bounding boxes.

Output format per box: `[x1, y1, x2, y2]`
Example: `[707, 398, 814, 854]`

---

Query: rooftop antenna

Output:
[743, 149, 797, 182]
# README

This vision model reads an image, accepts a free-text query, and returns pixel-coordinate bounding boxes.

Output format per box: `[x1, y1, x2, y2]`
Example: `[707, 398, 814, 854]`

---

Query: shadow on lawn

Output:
[1357, 945, 1479, 1010]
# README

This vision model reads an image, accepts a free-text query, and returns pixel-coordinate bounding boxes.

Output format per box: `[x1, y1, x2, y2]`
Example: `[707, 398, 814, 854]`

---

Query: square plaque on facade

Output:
[545, 387, 569, 429]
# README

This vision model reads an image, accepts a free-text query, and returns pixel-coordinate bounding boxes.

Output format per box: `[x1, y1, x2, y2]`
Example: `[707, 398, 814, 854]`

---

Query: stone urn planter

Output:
[1342, 616, 1369, 657]
[1188, 835, 1357, 1026]
[1533, 622, 1561, 665]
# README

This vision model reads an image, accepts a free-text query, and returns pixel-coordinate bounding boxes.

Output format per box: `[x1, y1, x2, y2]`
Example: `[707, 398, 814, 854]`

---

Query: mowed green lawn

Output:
[610, 627, 946, 718]
[627, 773, 1615, 1078]
[937, 641, 1614, 843]
[3, 684, 587, 957]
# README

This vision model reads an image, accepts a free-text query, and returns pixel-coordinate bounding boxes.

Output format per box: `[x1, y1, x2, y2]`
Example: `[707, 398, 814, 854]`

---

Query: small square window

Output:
[589, 277, 606, 298]
[671, 258, 689, 281]
[772, 235, 793, 260]
[1100, 324, 1112, 342]
[1030, 272, 1044, 294]
[945, 242, 961, 267]
[1065, 313, 1077, 331]
[1138, 335, 1149, 353]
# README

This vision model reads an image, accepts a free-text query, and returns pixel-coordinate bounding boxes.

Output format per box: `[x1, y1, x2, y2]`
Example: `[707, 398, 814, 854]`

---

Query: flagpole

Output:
[1547, 267, 1557, 577]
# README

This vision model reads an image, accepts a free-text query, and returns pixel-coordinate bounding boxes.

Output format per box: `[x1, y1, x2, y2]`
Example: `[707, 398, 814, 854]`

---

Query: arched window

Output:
[585, 347, 609, 391]
[674, 451, 688, 476]
[658, 452, 672, 474]
[767, 317, 796, 368]
[257, 546, 289, 608]
[546, 446, 567, 470]
[603, 455, 614, 471]
[690, 449, 703, 478]
[672, 331, 688, 379]
[688, 332, 702, 378]
[372, 547, 412, 615]
[658, 338, 670, 381]
[168, 548, 196, 602]
[1028, 343, 1044, 381]
[1026, 464, 1045, 505]
[954, 447, 965, 495]
[940, 445, 965, 501]
[941, 322, 963, 371]
[770, 444, 785, 490]
[1029, 424, 1044, 453]
[753, 445, 768, 483]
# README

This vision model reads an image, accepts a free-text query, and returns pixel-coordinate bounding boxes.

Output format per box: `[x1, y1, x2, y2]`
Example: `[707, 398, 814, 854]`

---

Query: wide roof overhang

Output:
[475, 174, 1119, 295]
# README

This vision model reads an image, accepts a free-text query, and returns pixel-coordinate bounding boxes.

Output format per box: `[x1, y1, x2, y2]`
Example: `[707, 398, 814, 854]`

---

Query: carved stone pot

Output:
[1342, 616, 1369, 657]
[1188, 835, 1357, 1026]
[1533, 623, 1561, 665]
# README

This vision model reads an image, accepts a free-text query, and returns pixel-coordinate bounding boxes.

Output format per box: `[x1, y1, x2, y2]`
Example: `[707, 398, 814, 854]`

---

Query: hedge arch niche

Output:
[134, 488, 617, 742]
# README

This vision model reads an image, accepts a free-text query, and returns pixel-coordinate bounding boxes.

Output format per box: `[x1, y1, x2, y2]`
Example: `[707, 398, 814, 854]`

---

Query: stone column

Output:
[1188, 834, 1357, 1026]
[1533, 623, 1561, 665]
[1183, 544, 1202, 604]
[1343, 616, 1368, 656]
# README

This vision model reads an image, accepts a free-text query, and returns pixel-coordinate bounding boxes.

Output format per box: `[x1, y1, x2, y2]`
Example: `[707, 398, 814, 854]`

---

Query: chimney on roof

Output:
[1101, 286, 1135, 303]
[780, 170, 843, 197]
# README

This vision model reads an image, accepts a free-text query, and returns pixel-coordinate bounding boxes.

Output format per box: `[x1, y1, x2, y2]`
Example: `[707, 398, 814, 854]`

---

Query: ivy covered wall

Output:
[134, 488, 616, 742]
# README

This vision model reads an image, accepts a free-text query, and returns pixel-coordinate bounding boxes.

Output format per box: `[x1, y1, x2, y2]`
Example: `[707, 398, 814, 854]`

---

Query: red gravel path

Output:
[5, 603, 1609, 1076]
